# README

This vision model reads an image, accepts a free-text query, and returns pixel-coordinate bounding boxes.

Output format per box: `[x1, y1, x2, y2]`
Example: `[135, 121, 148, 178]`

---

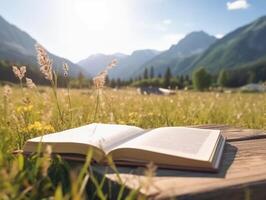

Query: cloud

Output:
[227, 0, 250, 10]
[215, 34, 224, 39]
[163, 19, 172, 25]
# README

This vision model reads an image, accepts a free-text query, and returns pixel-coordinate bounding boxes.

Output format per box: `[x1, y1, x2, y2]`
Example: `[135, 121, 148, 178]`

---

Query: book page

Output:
[112, 127, 220, 161]
[27, 123, 144, 153]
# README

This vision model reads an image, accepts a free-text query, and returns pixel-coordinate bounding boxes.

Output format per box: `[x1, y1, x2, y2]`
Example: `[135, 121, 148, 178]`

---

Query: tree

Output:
[110, 79, 116, 88]
[248, 71, 256, 83]
[143, 68, 149, 79]
[116, 78, 121, 88]
[105, 75, 110, 87]
[163, 67, 172, 88]
[217, 69, 228, 87]
[78, 72, 85, 89]
[129, 78, 133, 85]
[179, 75, 184, 89]
[150, 66, 154, 79]
[192, 67, 212, 91]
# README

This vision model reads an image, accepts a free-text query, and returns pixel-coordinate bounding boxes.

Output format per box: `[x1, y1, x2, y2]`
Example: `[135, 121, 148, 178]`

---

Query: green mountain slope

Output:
[135, 31, 217, 77]
[0, 15, 86, 77]
[187, 16, 266, 74]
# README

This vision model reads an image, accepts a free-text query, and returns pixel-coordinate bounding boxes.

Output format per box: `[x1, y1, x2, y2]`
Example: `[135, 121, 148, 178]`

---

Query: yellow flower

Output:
[25, 121, 55, 134]
[16, 105, 33, 113]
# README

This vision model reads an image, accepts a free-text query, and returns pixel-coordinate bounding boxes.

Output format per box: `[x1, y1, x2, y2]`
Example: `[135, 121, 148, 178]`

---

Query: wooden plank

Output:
[191, 124, 266, 141]
[91, 138, 266, 200]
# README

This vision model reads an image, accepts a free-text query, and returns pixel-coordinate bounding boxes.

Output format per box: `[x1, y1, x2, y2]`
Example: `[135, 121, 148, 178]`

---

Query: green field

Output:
[0, 86, 265, 199]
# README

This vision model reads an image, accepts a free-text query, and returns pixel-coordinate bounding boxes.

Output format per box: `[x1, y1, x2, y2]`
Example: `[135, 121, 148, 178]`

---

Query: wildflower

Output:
[16, 105, 33, 113]
[26, 78, 36, 89]
[3, 85, 12, 98]
[63, 63, 69, 77]
[26, 121, 55, 133]
[35, 43, 53, 81]
[12, 65, 26, 80]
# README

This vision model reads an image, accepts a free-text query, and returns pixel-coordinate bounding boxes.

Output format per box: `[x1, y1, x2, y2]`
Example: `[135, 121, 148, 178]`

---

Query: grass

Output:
[0, 84, 265, 199]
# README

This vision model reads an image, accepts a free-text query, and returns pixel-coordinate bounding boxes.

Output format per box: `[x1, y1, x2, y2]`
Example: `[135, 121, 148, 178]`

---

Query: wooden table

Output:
[84, 125, 266, 200]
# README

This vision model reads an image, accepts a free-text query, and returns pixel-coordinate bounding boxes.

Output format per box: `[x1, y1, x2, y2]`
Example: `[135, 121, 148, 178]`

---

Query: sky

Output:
[0, 0, 266, 62]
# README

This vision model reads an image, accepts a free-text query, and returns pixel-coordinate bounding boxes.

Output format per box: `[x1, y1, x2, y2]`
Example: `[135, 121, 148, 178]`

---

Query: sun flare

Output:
[74, 0, 109, 30]
[73, 0, 129, 31]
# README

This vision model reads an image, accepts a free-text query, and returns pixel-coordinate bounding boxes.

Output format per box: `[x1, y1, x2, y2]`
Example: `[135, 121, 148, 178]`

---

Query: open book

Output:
[23, 123, 226, 172]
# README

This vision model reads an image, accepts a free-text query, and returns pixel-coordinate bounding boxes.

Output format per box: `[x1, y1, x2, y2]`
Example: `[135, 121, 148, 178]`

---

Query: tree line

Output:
[1, 59, 265, 91]
[106, 64, 266, 91]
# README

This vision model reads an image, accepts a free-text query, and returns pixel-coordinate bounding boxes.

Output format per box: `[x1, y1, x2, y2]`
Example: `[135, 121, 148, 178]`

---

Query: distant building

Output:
[137, 86, 176, 95]
[240, 83, 266, 92]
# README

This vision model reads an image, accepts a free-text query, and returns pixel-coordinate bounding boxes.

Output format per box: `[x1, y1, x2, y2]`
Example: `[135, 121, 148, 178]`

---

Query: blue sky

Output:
[0, 0, 265, 62]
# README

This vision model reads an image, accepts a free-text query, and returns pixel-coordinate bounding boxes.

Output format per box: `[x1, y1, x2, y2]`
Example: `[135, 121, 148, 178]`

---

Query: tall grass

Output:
[0, 45, 265, 199]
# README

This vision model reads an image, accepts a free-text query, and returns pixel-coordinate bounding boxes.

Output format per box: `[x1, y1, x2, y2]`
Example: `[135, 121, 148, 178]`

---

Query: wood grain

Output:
[89, 127, 266, 200]
[191, 124, 266, 141]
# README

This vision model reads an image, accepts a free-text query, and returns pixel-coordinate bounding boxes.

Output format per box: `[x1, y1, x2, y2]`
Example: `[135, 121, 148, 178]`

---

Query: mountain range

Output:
[183, 15, 266, 74]
[0, 14, 266, 83]
[0, 15, 86, 77]
[78, 16, 266, 81]
[78, 31, 217, 80]
[134, 31, 217, 78]
[78, 50, 161, 79]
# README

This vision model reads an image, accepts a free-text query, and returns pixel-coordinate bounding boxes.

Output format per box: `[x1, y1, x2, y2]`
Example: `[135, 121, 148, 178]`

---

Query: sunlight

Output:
[74, 0, 109, 30]
[73, 0, 129, 31]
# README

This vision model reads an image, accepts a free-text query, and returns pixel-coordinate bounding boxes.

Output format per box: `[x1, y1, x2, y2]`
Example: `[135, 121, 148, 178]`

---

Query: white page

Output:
[113, 127, 220, 161]
[28, 123, 144, 153]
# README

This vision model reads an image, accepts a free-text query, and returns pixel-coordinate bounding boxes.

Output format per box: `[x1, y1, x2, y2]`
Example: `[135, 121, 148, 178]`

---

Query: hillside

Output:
[186, 16, 266, 74]
[78, 53, 127, 77]
[134, 31, 217, 77]
[0, 15, 86, 77]
[78, 50, 160, 79]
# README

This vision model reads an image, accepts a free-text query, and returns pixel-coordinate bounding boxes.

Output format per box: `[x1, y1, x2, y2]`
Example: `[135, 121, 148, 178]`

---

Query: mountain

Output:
[131, 31, 217, 77]
[0, 15, 85, 77]
[108, 49, 160, 80]
[78, 53, 127, 77]
[78, 50, 160, 79]
[186, 16, 266, 74]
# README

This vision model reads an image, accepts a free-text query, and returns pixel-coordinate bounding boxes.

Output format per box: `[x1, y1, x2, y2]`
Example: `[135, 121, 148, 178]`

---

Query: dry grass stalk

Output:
[35, 43, 64, 123]
[63, 63, 69, 77]
[42, 145, 52, 177]
[26, 78, 37, 89]
[12, 66, 26, 80]
[35, 43, 53, 81]
[141, 162, 160, 194]
[3, 85, 12, 98]
[93, 59, 117, 89]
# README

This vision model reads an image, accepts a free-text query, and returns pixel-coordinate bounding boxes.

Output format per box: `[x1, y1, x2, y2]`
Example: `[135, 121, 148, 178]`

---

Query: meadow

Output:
[0, 83, 265, 199]
[0, 45, 265, 200]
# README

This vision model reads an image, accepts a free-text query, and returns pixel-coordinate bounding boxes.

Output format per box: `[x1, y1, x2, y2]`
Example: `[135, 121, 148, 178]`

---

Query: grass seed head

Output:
[3, 85, 12, 98]
[93, 59, 117, 89]
[12, 65, 26, 80]
[35, 43, 53, 81]
[63, 63, 69, 77]
[26, 78, 37, 89]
